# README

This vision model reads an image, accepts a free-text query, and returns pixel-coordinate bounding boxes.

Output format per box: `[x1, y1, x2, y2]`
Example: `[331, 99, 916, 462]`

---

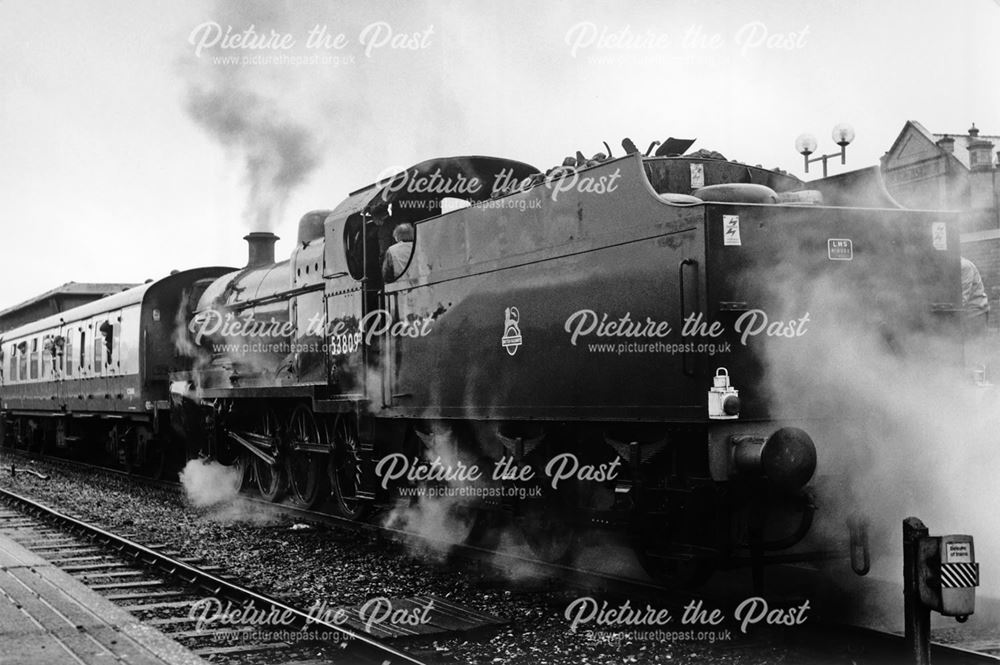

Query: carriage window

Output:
[65, 333, 73, 377]
[42, 337, 50, 378]
[30, 338, 39, 379]
[8, 345, 15, 382]
[93, 330, 103, 372]
[99, 321, 114, 367]
[49, 336, 62, 375]
[80, 331, 86, 372]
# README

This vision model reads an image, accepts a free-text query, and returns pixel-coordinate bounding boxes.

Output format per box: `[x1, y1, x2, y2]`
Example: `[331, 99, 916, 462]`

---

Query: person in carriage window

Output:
[382, 223, 414, 283]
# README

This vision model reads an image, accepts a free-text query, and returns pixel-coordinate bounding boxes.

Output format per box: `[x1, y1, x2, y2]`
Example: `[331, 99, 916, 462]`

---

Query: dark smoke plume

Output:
[186, 86, 322, 230]
[180, 0, 326, 231]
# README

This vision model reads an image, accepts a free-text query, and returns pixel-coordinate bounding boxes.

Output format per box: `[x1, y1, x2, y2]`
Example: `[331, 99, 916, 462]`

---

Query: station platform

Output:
[0, 532, 206, 665]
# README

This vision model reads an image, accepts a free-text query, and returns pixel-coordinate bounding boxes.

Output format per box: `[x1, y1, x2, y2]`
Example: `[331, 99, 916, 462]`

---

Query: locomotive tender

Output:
[1, 145, 964, 584]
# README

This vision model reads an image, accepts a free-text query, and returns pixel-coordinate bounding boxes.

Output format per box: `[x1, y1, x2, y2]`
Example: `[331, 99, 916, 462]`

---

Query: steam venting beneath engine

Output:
[179, 457, 242, 507]
[380, 425, 479, 562]
[178, 458, 282, 525]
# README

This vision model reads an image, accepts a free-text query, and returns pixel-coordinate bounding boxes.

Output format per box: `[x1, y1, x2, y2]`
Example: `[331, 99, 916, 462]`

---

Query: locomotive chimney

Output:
[244, 231, 278, 269]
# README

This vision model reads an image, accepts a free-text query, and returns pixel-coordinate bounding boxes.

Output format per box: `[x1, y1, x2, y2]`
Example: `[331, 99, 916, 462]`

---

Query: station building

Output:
[879, 121, 1000, 316]
[0, 282, 137, 334]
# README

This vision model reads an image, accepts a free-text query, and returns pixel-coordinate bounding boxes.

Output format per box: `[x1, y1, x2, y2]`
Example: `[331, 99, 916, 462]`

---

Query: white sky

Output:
[1, 0, 999, 307]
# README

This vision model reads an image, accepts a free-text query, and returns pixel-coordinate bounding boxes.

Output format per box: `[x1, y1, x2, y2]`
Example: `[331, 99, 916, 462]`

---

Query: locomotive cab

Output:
[321, 156, 540, 395]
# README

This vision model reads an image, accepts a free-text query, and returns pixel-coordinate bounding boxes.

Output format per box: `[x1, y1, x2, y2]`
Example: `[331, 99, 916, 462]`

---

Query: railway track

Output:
[1, 448, 687, 601]
[4, 448, 1000, 664]
[0, 484, 427, 665]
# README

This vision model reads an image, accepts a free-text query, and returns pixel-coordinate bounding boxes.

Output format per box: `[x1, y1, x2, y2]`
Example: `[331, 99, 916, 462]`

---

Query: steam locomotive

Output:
[0, 142, 965, 585]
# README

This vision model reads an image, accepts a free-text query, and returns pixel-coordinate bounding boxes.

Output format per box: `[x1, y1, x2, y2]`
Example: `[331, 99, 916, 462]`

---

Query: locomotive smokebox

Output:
[243, 231, 279, 269]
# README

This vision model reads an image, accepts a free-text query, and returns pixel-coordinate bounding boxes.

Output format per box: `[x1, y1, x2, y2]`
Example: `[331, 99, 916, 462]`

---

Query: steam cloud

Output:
[750, 222, 1000, 631]
[179, 458, 242, 507]
[179, 457, 283, 525]
[381, 425, 479, 561]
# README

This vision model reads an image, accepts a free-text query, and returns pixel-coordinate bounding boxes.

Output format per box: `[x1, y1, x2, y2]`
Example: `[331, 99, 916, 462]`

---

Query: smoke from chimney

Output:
[244, 232, 278, 268]
[180, 2, 325, 232]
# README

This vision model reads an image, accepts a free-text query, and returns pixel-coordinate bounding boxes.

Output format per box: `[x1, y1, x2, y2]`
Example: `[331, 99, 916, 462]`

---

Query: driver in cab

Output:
[382, 223, 414, 283]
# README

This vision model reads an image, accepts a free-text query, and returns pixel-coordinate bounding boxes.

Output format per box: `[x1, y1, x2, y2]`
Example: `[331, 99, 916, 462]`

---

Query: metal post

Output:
[903, 517, 931, 665]
[749, 486, 766, 594]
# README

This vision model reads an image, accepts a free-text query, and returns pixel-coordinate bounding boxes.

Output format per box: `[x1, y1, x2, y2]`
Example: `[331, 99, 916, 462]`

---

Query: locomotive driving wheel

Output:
[632, 488, 718, 590]
[215, 431, 252, 490]
[252, 407, 286, 502]
[520, 498, 576, 563]
[285, 405, 328, 509]
[327, 414, 367, 520]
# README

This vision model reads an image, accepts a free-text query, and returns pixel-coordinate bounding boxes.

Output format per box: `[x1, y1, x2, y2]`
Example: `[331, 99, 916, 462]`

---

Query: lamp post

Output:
[795, 123, 855, 177]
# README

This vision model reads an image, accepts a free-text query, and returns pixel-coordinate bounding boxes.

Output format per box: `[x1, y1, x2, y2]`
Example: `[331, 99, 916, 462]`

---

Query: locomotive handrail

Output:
[219, 280, 325, 313]
[678, 258, 699, 377]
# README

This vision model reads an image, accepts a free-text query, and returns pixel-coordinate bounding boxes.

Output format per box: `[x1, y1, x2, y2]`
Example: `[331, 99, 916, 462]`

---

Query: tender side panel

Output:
[702, 204, 963, 421]
[389, 229, 707, 420]
[372, 155, 711, 420]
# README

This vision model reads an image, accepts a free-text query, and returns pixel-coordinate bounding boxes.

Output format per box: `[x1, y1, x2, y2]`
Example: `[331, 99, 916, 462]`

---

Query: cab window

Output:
[344, 213, 380, 282]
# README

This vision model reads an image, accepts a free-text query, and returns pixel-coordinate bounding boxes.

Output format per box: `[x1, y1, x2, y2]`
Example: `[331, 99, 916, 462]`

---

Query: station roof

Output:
[0, 282, 138, 321]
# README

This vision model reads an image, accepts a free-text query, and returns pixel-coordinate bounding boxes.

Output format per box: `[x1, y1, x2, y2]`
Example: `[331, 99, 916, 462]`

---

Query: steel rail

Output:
[0, 484, 427, 665]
